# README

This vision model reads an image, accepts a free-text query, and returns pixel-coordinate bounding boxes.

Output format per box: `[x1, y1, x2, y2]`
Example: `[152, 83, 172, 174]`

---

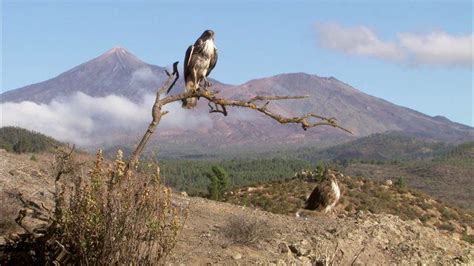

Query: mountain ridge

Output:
[1, 47, 472, 152]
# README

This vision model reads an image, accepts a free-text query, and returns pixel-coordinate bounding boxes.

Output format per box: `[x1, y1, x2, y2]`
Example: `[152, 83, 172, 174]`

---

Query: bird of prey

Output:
[182, 30, 218, 109]
[304, 169, 341, 213]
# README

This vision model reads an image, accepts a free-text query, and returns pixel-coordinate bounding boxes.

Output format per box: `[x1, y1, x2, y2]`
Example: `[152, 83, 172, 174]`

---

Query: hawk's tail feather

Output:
[184, 79, 198, 109]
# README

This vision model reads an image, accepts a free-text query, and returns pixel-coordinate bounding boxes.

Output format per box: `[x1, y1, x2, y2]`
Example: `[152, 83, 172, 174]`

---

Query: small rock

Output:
[399, 243, 410, 252]
[289, 240, 311, 256]
[385, 179, 393, 186]
[200, 232, 211, 238]
[299, 256, 312, 266]
[9, 233, 20, 241]
[9, 169, 20, 176]
[278, 242, 289, 253]
[31, 170, 42, 178]
[271, 259, 287, 266]
[289, 244, 299, 255]
[453, 254, 471, 264]
[232, 253, 242, 260]
[356, 210, 365, 218]
[464, 225, 473, 235]
[314, 260, 325, 266]
[180, 191, 188, 197]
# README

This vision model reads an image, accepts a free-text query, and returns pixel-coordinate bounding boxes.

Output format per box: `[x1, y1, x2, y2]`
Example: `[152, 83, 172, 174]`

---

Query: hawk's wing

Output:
[184, 45, 194, 80]
[305, 185, 325, 210]
[206, 48, 218, 77]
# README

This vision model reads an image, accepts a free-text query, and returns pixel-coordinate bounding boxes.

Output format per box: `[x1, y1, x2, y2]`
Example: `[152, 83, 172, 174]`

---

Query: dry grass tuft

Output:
[0, 194, 19, 234]
[222, 214, 270, 245]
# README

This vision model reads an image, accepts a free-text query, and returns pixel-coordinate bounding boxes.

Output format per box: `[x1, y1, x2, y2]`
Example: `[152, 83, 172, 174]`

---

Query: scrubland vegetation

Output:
[224, 168, 474, 243]
[155, 158, 311, 196]
[3, 148, 185, 264]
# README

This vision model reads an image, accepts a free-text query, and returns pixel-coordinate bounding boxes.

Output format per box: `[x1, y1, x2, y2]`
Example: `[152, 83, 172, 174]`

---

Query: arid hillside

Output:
[1, 150, 473, 264]
[225, 169, 474, 240]
[341, 141, 474, 210]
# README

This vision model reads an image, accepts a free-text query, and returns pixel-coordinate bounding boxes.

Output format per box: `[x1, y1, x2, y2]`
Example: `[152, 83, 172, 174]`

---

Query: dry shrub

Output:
[53, 148, 186, 264]
[0, 194, 19, 234]
[223, 214, 269, 245]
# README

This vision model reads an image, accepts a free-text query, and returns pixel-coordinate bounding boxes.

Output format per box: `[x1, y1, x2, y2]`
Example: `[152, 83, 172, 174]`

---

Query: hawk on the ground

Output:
[304, 169, 341, 213]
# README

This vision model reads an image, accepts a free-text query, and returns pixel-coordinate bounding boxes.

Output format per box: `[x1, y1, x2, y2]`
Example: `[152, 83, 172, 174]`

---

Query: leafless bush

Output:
[52, 148, 186, 264]
[222, 214, 270, 245]
[0, 194, 19, 234]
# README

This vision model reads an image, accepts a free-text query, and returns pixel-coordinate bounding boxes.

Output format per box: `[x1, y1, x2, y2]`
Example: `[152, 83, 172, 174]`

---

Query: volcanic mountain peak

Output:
[76, 46, 147, 72]
[107, 46, 129, 54]
[0, 47, 167, 103]
[101, 46, 137, 60]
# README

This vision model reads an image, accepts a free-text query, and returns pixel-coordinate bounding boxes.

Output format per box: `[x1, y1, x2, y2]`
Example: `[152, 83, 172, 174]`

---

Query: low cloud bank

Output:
[0, 92, 212, 146]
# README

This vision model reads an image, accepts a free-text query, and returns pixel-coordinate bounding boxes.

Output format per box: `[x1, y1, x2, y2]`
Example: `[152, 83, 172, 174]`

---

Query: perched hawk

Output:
[304, 169, 341, 213]
[182, 30, 218, 109]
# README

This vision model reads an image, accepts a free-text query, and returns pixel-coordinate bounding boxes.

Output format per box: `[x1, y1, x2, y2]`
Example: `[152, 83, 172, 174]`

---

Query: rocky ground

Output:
[168, 195, 472, 265]
[1, 150, 473, 265]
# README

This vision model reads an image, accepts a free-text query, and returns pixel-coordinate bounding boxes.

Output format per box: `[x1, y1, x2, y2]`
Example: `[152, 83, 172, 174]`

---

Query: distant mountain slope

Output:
[342, 141, 474, 209]
[1, 47, 472, 153]
[226, 73, 472, 142]
[294, 132, 453, 163]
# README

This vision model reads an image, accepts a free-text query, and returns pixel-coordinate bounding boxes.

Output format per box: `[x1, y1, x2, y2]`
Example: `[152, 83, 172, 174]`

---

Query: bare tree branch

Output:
[247, 95, 308, 103]
[127, 64, 352, 170]
[127, 62, 179, 171]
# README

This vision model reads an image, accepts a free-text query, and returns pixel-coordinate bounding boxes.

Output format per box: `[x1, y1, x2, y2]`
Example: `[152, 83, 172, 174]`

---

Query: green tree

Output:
[207, 166, 229, 201]
[207, 173, 219, 200]
[314, 162, 326, 182]
[395, 176, 406, 188]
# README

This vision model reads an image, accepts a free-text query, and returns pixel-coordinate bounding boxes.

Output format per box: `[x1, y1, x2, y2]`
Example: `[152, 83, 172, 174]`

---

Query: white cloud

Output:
[316, 23, 404, 61]
[316, 23, 473, 68]
[130, 67, 161, 84]
[0, 92, 212, 146]
[399, 32, 473, 67]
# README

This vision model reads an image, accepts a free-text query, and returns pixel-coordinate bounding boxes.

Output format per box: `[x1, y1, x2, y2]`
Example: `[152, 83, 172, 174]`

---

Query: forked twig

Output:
[351, 247, 365, 265]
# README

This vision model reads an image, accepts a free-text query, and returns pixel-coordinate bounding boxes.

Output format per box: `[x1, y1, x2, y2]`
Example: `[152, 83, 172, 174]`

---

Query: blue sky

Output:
[2, 0, 473, 126]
